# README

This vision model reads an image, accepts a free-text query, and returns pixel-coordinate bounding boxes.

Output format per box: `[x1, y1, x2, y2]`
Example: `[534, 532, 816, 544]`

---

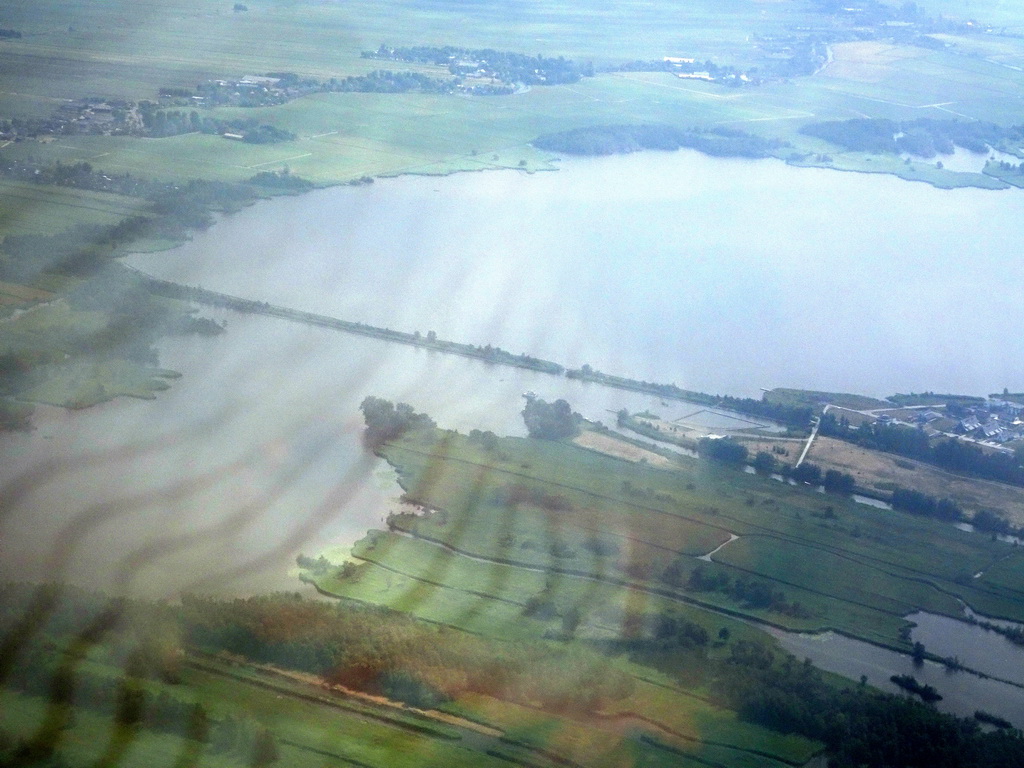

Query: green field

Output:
[0, 178, 147, 236]
[0, 0, 826, 112]
[0, 660, 533, 768]
[5, 2, 1024, 765]
[0, 583, 822, 768]
[317, 427, 1024, 650]
[3, 0, 1024, 213]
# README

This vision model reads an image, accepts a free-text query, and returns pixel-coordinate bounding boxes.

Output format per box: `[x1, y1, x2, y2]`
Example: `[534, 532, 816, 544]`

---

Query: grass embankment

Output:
[318, 428, 1024, 648]
[0, 298, 183, 408]
[139, 275, 565, 375]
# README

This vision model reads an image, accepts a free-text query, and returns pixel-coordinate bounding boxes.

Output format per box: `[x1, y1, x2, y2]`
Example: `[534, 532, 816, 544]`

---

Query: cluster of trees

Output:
[820, 413, 1024, 487]
[180, 593, 635, 713]
[972, 508, 1023, 538]
[752, 450, 781, 474]
[467, 428, 500, 451]
[521, 397, 581, 440]
[364, 44, 593, 85]
[0, 155, 311, 208]
[890, 487, 965, 522]
[696, 443, 854, 494]
[141, 108, 296, 143]
[716, 639, 1024, 768]
[785, 462, 857, 494]
[603, 612, 712, 659]
[801, 117, 1008, 157]
[326, 70, 458, 94]
[697, 437, 748, 464]
[494, 482, 574, 512]
[976, 710, 1015, 730]
[0, 163, 315, 282]
[0, 157, 174, 199]
[533, 124, 786, 159]
[0, 28, 23, 38]
[609, 58, 752, 83]
[679, 563, 811, 618]
[468, 343, 562, 372]
[890, 674, 942, 702]
[359, 396, 436, 447]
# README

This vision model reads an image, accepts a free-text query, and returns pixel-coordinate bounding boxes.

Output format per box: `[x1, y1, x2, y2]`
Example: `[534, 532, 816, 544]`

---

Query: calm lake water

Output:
[130, 150, 1024, 398]
[772, 621, 1024, 728]
[3, 151, 1024, 720]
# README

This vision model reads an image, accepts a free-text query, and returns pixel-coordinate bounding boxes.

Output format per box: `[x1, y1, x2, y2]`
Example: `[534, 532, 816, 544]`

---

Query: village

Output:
[850, 396, 1024, 454]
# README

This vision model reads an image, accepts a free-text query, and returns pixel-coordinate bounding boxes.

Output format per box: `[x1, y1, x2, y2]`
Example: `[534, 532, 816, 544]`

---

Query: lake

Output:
[130, 150, 1024, 399]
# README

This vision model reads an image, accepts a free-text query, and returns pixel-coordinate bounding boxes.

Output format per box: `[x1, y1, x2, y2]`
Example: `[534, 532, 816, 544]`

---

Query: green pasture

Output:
[384, 430, 1008, 583]
[321, 544, 822, 765]
[0, 178, 147, 236]
[0, 299, 184, 407]
[182, 667, 500, 768]
[976, 549, 1024, 595]
[0, 670, 511, 768]
[0, 0, 827, 116]
[17, 359, 178, 407]
[3, 0, 1024, 210]
[0, 630, 820, 768]
[0, 689, 237, 768]
[7, 54, 1021, 196]
[332, 429, 1024, 649]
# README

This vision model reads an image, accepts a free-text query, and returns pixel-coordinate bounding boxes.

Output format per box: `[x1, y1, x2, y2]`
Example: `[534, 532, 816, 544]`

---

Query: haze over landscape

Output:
[3, 2, 1024, 767]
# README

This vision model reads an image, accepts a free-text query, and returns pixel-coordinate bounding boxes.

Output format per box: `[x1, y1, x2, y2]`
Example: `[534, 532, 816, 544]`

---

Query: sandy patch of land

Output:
[808, 436, 1024, 526]
[574, 430, 675, 469]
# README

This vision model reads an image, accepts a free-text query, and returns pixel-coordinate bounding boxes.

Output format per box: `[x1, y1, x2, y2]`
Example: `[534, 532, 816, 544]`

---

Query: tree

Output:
[697, 437, 748, 465]
[912, 641, 926, 666]
[360, 397, 435, 446]
[522, 397, 581, 440]
[752, 451, 778, 474]
[790, 462, 822, 485]
[823, 469, 855, 494]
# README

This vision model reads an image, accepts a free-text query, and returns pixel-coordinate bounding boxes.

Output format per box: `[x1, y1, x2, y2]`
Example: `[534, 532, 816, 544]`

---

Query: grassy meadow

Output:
[3, 0, 1024, 216]
[317, 427, 1024, 649]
